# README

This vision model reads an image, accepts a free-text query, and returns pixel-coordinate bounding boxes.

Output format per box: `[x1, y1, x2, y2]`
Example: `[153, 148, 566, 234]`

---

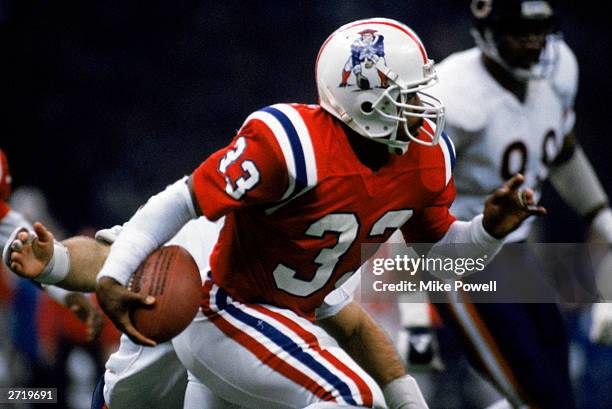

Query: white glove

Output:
[590, 303, 612, 345]
[383, 374, 429, 409]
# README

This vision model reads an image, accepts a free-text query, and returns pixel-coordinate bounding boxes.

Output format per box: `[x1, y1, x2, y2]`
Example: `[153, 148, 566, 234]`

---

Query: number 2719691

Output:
[2, 388, 56, 403]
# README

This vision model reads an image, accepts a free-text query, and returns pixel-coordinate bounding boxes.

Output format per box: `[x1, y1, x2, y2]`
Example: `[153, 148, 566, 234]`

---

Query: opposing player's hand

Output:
[64, 292, 104, 342]
[3, 222, 54, 279]
[482, 174, 547, 239]
[96, 276, 157, 346]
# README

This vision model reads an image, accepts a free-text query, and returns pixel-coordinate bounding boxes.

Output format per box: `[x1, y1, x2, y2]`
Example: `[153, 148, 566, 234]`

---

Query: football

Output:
[128, 245, 201, 343]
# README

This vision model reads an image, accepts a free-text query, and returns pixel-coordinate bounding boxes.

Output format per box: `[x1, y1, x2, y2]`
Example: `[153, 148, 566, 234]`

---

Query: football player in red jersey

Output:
[92, 19, 544, 409]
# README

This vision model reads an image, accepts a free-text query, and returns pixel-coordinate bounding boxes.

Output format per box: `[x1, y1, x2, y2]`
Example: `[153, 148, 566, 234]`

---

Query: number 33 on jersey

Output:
[192, 103, 457, 320]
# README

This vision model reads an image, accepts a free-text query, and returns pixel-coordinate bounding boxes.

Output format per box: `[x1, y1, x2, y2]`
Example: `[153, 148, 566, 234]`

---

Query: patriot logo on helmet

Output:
[339, 28, 389, 90]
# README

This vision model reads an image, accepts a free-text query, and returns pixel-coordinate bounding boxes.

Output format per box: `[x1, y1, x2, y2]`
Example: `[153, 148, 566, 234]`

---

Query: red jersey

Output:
[0, 149, 11, 219]
[193, 103, 456, 319]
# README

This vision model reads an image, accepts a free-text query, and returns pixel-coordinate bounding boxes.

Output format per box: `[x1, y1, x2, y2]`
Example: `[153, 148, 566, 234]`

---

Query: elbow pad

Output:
[549, 147, 608, 217]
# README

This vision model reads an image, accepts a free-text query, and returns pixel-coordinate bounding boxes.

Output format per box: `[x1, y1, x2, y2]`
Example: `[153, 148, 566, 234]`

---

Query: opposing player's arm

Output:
[548, 132, 612, 243]
[63, 235, 110, 290]
[3, 222, 105, 340]
[5, 222, 110, 292]
[318, 301, 428, 409]
[1, 149, 103, 339]
[546, 41, 612, 239]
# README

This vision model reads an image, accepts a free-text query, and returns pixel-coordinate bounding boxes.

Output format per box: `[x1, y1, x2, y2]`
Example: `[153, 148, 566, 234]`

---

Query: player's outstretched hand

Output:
[482, 174, 547, 239]
[3, 222, 54, 279]
[96, 276, 157, 346]
[64, 292, 104, 341]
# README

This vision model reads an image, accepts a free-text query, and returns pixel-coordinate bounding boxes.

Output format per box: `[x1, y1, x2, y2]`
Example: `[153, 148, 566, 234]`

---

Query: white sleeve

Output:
[97, 177, 197, 286]
[549, 147, 609, 218]
[426, 214, 503, 279]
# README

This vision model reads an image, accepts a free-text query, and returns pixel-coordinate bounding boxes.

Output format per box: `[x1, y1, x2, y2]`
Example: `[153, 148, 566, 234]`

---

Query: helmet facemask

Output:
[365, 79, 445, 153]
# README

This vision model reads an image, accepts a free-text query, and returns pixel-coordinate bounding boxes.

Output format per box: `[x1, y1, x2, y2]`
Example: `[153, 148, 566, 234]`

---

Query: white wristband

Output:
[383, 374, 429, 409]
[97, 230, 158, 286]
[36, 241, 70, 285]
[592, 208, 612, 245]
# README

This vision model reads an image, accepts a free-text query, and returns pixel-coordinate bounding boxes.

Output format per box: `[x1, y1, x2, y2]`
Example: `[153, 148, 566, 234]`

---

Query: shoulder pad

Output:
[550, 40, 578, 109]
[242, 104, 319, 214]
[431, 49, 489, 133]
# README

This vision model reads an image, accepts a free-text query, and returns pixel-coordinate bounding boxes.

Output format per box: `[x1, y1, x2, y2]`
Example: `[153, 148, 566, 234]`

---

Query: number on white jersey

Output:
[500, 130, 558, 180]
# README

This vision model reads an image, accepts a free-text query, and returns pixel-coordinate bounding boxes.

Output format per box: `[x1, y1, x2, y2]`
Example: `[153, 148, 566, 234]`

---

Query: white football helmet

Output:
[316, 18, 445, 154]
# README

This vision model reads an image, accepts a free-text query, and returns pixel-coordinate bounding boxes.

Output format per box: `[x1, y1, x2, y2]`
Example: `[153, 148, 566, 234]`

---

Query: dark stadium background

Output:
[1, 0, 610, 239]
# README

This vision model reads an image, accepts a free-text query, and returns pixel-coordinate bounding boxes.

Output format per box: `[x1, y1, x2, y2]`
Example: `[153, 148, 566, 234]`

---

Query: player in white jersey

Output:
[399, 1, 612, 408]
[0, 148, 102, 339]
[435, 17, 578, 244]
[4, 216, 232, 409]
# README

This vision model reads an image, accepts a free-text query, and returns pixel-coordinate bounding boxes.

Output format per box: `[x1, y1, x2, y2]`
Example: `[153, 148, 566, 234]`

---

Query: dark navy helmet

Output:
[470, 0, 560, 80]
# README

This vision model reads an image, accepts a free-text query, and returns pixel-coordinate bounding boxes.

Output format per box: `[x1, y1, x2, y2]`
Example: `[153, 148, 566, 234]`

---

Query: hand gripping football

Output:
[128, 245, 201, 343]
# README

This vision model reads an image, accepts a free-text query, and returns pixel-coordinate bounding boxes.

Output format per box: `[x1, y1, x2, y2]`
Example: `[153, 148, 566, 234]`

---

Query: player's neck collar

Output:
[481, 53, 528, 104]
[342, 124, 390, 173]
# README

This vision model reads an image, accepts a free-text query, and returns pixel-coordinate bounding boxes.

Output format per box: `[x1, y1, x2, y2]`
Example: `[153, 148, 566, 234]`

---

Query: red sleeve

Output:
[0, 149, 11, 201]
[401, 178, 457, 243]
[192, 118, 289, 220]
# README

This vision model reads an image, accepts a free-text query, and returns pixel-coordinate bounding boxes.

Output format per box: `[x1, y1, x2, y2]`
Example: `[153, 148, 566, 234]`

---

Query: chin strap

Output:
[321, 85, 353, 124]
